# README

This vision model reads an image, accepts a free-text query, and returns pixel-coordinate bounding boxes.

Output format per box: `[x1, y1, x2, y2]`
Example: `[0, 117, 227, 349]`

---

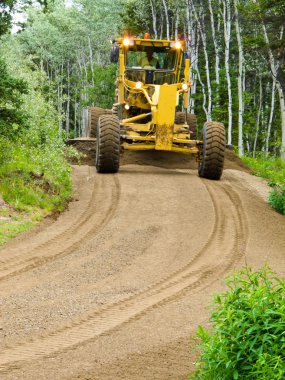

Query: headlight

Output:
[124, 104, 130, 110]
[182, 82, 188, 91]
[123, 37, 134, 46]
[135, 81, 143, 89]
[123, 38, 130, 46]
[175, 41, 182, 49]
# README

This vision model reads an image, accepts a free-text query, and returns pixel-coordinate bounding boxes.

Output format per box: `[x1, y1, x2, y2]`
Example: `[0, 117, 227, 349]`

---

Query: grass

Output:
[0, 137, 77, 245]
[241, 155, 285, 214]
[190, 266, 285, 380]
[0, 212, 33, 245]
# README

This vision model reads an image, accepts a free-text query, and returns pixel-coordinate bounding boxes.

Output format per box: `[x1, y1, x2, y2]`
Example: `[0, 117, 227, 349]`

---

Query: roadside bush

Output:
[190, 267, 285, 380]
[0, 139, 72, 213]
[269, 186, 285, 215]
[241, 155, 285, 215]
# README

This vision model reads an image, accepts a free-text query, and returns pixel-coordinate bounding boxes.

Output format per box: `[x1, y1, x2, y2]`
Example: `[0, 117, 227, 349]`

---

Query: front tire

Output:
[198, 121, 225, 180]
[96, 114, 120, 173]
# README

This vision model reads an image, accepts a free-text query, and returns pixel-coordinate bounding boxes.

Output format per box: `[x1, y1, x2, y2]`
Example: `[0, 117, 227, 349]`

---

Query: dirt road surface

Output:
[1, 150, 285, 380]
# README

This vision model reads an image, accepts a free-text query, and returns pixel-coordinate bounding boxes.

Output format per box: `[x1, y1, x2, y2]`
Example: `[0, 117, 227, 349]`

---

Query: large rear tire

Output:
[96, 114, 120, 173]
[175, 112, 197, 139]
[89, 107, 112, 138]
[175, 112, 186, 124]
[186, 113, 197, 139]
[198, 121, 225, 180]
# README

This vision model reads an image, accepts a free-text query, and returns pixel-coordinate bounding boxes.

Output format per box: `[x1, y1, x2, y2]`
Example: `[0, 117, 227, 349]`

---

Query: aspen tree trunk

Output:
[196, 62, 208, 118]
[193, 2, 212, 121]
[174, 10, 179, 40]
[265, 79, 276, 156]
[66, 61, 70, 134]
[253, 77, 263, 157]
[150, 0, 158, 38]
[161, 0, 170, 39]
[160, 7, 164, 40]
[88, 35, 94, 86]
[74, 98, 77, 138]
[263, 23, 285, 161]
[208, 0, 220, 87]
[222, 0, 233, 144]
[186, 0, 198, 113]
[57, 81, 61, 134]
[234, 0, 244, 155]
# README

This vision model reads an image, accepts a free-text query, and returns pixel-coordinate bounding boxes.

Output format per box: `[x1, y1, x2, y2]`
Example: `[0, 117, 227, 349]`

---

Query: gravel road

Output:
[1, 150, 285, 380]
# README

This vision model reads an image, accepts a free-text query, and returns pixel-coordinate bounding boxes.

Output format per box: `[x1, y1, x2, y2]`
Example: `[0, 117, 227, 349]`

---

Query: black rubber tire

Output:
[186, 113, 197, 139]
[96, 114, 120, 173]
[198, 121, 225, 180]
[89, 107, 112, 138]
[112, 103, 120, 117]
[175, 112, 186, 124]
[175, 112, 197, 139]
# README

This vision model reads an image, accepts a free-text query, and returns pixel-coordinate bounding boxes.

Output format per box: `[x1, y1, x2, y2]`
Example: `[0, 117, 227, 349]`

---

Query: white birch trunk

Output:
[223, 0, 233, 144]
[161, 0, 170, 40]
[193, 3, 212, 120]
[186, 0, 198, 113]
[74, 99, 77, 138]
[160, 7, 164, 40]
[66, 61, 70, 134]
[88, 35, 94, 86]
[253, 77, 263, 157]
[209, 0, 220, 87]
[150, 0, 158, 39]
[174, 10, 179, 40]
[263, 23, 285, 160]
[234, 0, 244, 155]
[265, 79, 276, 156]
[196, 64, 208, 118]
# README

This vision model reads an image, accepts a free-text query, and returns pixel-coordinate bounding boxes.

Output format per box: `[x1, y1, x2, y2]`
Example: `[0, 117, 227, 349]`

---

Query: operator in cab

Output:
[140, 49, 159, 68]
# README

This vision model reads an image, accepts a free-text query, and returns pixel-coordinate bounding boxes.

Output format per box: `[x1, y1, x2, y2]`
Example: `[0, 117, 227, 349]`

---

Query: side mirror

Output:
[182, 52, 190, 68]
[110, 44, 119, 63]
[184, 52, 190, 60]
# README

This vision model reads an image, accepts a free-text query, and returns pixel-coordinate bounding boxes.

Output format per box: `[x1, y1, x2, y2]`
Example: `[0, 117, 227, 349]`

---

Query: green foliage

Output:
[119, 0, 151, 36]
[0, 137, 72, 213]
[0, 36, 74, 215]
[0, 59, 29, 139]
[0, 217, 33, 246]
[241, 155, 285, 214]
[0, 0, 16, 35]
[269, 188, 285, 215]
[190, 267, 285, 380]
[86, 64, 117, 109]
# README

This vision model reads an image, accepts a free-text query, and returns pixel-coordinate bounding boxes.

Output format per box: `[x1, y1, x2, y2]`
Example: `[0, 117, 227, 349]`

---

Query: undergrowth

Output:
[190, 267, 285, 380]
[0, 137, 80, 245]
[241, 155, 285, 214]
[0, 137, 74, 213]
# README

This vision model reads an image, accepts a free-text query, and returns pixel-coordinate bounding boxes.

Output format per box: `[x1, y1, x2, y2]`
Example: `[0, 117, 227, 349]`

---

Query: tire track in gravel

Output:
[0, 173, 120, 282]
[0, 179, 249, 373]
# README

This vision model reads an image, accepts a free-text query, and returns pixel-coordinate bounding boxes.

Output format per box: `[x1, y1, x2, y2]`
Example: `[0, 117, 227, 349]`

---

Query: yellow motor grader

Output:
[95, 36, 225, 179]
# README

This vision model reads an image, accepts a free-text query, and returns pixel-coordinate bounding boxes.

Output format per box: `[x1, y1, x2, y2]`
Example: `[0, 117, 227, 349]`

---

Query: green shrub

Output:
[190, 267, 285, 380]
[269, 186, 285, 215]
[0, 138, 73, 213]
[241, 155, 285, 215]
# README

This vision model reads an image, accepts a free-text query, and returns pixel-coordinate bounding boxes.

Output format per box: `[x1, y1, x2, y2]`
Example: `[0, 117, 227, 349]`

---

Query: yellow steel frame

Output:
[116, 37, 198, 156]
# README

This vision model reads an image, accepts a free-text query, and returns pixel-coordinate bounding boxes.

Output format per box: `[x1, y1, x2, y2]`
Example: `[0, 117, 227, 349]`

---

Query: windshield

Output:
[126, 46, 176, 70]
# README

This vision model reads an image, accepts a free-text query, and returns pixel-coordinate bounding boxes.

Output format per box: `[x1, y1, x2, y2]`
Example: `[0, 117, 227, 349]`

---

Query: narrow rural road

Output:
[1, 151, 285, 380]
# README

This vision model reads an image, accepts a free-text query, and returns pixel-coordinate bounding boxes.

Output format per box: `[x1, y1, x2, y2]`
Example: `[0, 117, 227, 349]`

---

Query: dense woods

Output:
[0, 0, 284, 158]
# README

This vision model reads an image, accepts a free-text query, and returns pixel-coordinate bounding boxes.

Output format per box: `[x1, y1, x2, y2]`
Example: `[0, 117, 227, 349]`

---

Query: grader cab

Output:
[95, 36, 225, 180]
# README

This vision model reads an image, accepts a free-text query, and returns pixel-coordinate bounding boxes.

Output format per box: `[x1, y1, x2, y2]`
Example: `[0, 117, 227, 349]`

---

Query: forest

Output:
[0, 0, 285, 223]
